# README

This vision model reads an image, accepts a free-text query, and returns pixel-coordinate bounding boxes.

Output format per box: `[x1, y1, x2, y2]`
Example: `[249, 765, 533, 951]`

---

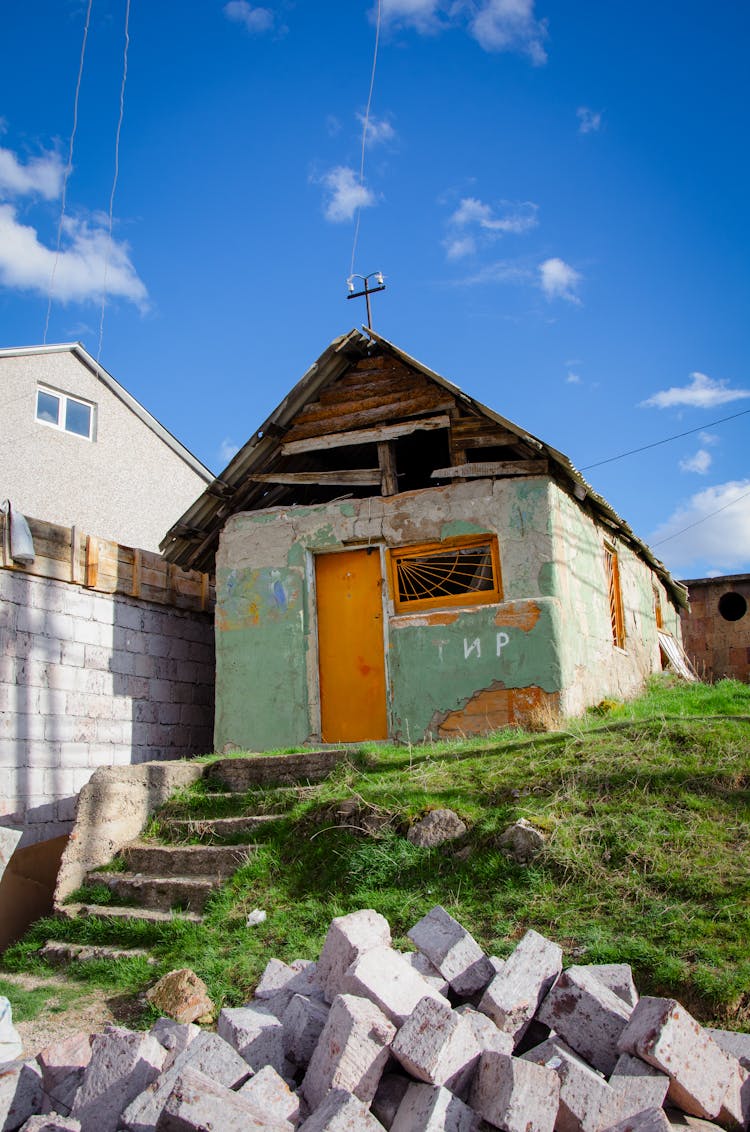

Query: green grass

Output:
[3, 676, 749, 1030]
[0, 976, 83, 1022]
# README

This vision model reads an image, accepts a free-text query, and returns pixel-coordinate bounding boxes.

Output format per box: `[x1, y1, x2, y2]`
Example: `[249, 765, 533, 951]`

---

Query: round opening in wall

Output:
[718, 591, 747, 622]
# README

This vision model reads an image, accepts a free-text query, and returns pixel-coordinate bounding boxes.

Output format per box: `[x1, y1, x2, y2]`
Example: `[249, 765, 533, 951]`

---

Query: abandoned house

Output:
[0, 343, 213, 552]
[162, 328, 687, 751]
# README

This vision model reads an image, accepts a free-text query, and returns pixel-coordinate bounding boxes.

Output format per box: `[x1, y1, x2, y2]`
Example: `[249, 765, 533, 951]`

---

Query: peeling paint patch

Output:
[432, 683, 560, 737]
[391, 610, 460, 627]
[494, 601, 541, 632]
[440, 520, 485, 539]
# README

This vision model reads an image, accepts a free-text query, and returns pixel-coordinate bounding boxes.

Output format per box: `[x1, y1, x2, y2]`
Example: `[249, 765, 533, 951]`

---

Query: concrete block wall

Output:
[0, 568, 214, 847]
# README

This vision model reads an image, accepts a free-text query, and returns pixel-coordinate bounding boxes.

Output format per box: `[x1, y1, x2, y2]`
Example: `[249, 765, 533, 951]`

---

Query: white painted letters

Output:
[464, 637, 481, 660]
[496, 631, 510, 655]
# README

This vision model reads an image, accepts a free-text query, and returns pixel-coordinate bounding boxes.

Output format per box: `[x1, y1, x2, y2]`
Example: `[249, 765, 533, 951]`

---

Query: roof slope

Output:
[160, 328, 686, 609]
[0, 343, 213, 482]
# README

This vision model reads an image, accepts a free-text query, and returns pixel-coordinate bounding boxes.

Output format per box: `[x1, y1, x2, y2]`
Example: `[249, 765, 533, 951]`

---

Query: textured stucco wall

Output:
[0, 569, 214, 847]
[216, 478, 606, 750]
[0, 351, 209, 552]
[548, 484, 681, 715]
[680, 575, 750, 681]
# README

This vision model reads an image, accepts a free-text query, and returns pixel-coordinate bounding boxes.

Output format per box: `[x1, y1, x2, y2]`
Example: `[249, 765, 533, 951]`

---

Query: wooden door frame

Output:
[306, 543, 391, 743]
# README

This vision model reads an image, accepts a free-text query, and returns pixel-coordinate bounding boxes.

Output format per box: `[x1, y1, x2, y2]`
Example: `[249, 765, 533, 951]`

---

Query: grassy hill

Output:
[3, 676, 749, 1030]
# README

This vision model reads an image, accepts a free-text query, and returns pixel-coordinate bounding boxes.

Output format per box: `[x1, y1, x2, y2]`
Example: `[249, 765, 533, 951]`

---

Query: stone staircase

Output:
[45, 750, 345, 961]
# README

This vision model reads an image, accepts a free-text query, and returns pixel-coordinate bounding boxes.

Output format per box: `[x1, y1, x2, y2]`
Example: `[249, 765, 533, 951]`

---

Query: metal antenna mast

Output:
[346, 272, 386, 329]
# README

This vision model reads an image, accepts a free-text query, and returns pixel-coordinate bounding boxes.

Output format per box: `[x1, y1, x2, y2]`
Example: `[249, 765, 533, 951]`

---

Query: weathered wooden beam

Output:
[451, 420, 518, 446]
[282, 414, 451, 456]
[431, 460, 548, 479]
[378, 441, 398, 496]
[248, 469, 381, 486]
[287, 388, 454, 439]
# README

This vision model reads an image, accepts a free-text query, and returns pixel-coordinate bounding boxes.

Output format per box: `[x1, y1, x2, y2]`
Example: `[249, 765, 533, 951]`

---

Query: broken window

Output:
[604, 543, 626, 648]
[389, 535, 502, 613]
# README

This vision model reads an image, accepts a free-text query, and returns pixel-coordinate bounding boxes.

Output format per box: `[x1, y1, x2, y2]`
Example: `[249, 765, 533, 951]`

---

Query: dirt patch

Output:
[1, 971, 143, 1057]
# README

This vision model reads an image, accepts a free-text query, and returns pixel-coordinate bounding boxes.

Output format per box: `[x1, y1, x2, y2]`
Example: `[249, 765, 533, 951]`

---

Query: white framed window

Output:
[35, 385, 95, 440]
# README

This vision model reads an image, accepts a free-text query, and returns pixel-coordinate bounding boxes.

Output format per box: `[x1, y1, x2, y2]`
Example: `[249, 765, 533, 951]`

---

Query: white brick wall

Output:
[0, 569, 214, 846]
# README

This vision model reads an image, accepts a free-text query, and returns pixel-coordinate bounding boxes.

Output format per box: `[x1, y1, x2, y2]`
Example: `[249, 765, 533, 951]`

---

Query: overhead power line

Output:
[349, 0, 382, 279]
[579, 406, 750, 471]
[44, 0, 93, 344]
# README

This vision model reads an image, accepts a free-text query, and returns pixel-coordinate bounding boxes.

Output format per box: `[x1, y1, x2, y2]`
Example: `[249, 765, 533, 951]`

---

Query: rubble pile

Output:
[1, 905, 748, 1131]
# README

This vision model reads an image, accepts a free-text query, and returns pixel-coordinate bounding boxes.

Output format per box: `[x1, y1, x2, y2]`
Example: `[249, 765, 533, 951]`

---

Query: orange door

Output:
[315, 548, 388, 742]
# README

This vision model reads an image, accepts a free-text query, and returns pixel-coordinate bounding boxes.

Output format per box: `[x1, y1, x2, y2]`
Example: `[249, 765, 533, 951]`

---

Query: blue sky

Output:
[1, 0, 748, 580]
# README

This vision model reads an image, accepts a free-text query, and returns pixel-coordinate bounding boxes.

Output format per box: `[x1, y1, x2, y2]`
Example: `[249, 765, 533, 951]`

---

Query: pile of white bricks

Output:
[2, 905, 749, 1131]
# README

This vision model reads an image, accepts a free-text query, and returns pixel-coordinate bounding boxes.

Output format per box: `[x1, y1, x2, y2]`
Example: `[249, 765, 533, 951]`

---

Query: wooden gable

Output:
[245, 351, 546, 506]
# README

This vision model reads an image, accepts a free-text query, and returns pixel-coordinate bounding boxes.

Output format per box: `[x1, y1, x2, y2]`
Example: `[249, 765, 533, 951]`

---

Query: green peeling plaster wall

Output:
[215, 564, 310, 750]
[388, 598, 564, 740]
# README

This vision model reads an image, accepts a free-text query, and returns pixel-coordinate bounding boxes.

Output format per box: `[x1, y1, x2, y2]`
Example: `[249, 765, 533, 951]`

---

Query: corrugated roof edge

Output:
[0, 342, 213, 482]
[160, 326, 687, 611]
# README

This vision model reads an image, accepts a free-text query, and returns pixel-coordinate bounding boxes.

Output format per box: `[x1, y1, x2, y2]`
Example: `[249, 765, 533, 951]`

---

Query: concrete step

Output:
[159, 814, 285, 841]
[65, 902, 204, 924]
[206, 749, 344, 792]
[86, 870, 216, 912]
[41, 940, 157, 965]
[120, 841, 258, 876]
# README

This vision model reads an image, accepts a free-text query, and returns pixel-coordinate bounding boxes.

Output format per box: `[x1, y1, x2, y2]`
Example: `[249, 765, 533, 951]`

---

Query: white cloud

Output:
[679, 448, 712, 475]
[357, 113, 396, 147]
[0, 204, 148, 309]
[566, 372, 581, 384]
[218, 438, 240, 465]
[454, 259, 532, 286]
[469, 0, 548, 63]
[539, 257, 582, 303]
[641, 371, 750, 410]
[450, 196, 538, 234]
[444, 235, 477, 260]
[320, 166, 375, 223]
[649, 480, 750, 576]
[576, 107, 602, 134]
[0, 145, 64, 200]
[700, 431, 720, 446]
[223, 1, 275, 34]
[380, 0, 547, 62]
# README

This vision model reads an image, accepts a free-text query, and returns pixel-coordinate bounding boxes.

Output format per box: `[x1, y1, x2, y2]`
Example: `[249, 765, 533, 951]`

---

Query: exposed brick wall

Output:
[0, 569, 214, 847]
[680, 574, 750, 682]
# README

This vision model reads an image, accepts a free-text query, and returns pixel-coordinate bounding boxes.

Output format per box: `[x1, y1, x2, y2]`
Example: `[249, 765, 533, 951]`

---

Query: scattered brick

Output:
[469, 1049, 560, 1132]
[523, 1036, 616, 1132]
[407, 906, 495, 997]
[390, 996, 480, 1092]
[537, 964, 633, 1075]
[608, 1053, 670, 1124]
[0, 1060, 43, 1132]
[341, 946, 445, 1026]
[71, 1028, 166, 1132]
[390, 1082, 481, 1131]
[478, 929, 562, 1044]
[238, 1064, 300, 1126]
[301, 993, 395, 1113]
[154, 1067, 291, 1132]
[315, 910, 391, 1004]
[298, 1088, 386, 1130]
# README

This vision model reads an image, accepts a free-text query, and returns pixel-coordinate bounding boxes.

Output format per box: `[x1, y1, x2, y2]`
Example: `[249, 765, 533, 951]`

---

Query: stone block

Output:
[18, 1118, 81, 1132]
[148, 1020, 200, 1062]
[455, 1006, 514, 1056]
[523, 1037, 616, 1132]
[316, 910, 392, 1004]
[391, 996, 480, 1092]
[256, 959, 323, 1019]
[217, 1005, 291, 1078]
[371, 1074, 412, 1130]
[301, 993, 396, 1113]
[478, 929, 563, 1044]
[602, 1108, 672, 1132]
[154, 1068, 291, 1132]
[578, 964, 639, 1009]
[122, 1031, 250, 1132]
[608, 1054, 670, 1124]
[617, 998, 734, 1119]
[407, 906, 495, 998]
[37, 1032, 91, 1116]
[0, 1060, 43, 1132]
[717, 1060, 750, 1130]
[705, 1030, 750, 1072]
[390, 1083, 481, 1131]
[407, 809, 467, 847]
[145, 970, 214, 1026]
[298, 1088, 386, 1131]
[469, 1050, 560, 1132]
[71, 1027, 166, 1132]
[238, 1065, 300, 1125]
[537, 965, 633, 1075]
[342, 946, 445, 1026]
[401, 952, 450, 996]
[282, 994, 330, 1068]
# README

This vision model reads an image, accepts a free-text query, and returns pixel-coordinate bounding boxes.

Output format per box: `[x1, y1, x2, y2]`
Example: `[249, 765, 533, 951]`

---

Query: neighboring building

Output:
[162, 328, 687, 751]
[0, 343, 213, 552]
[680, 574, 750, 682]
